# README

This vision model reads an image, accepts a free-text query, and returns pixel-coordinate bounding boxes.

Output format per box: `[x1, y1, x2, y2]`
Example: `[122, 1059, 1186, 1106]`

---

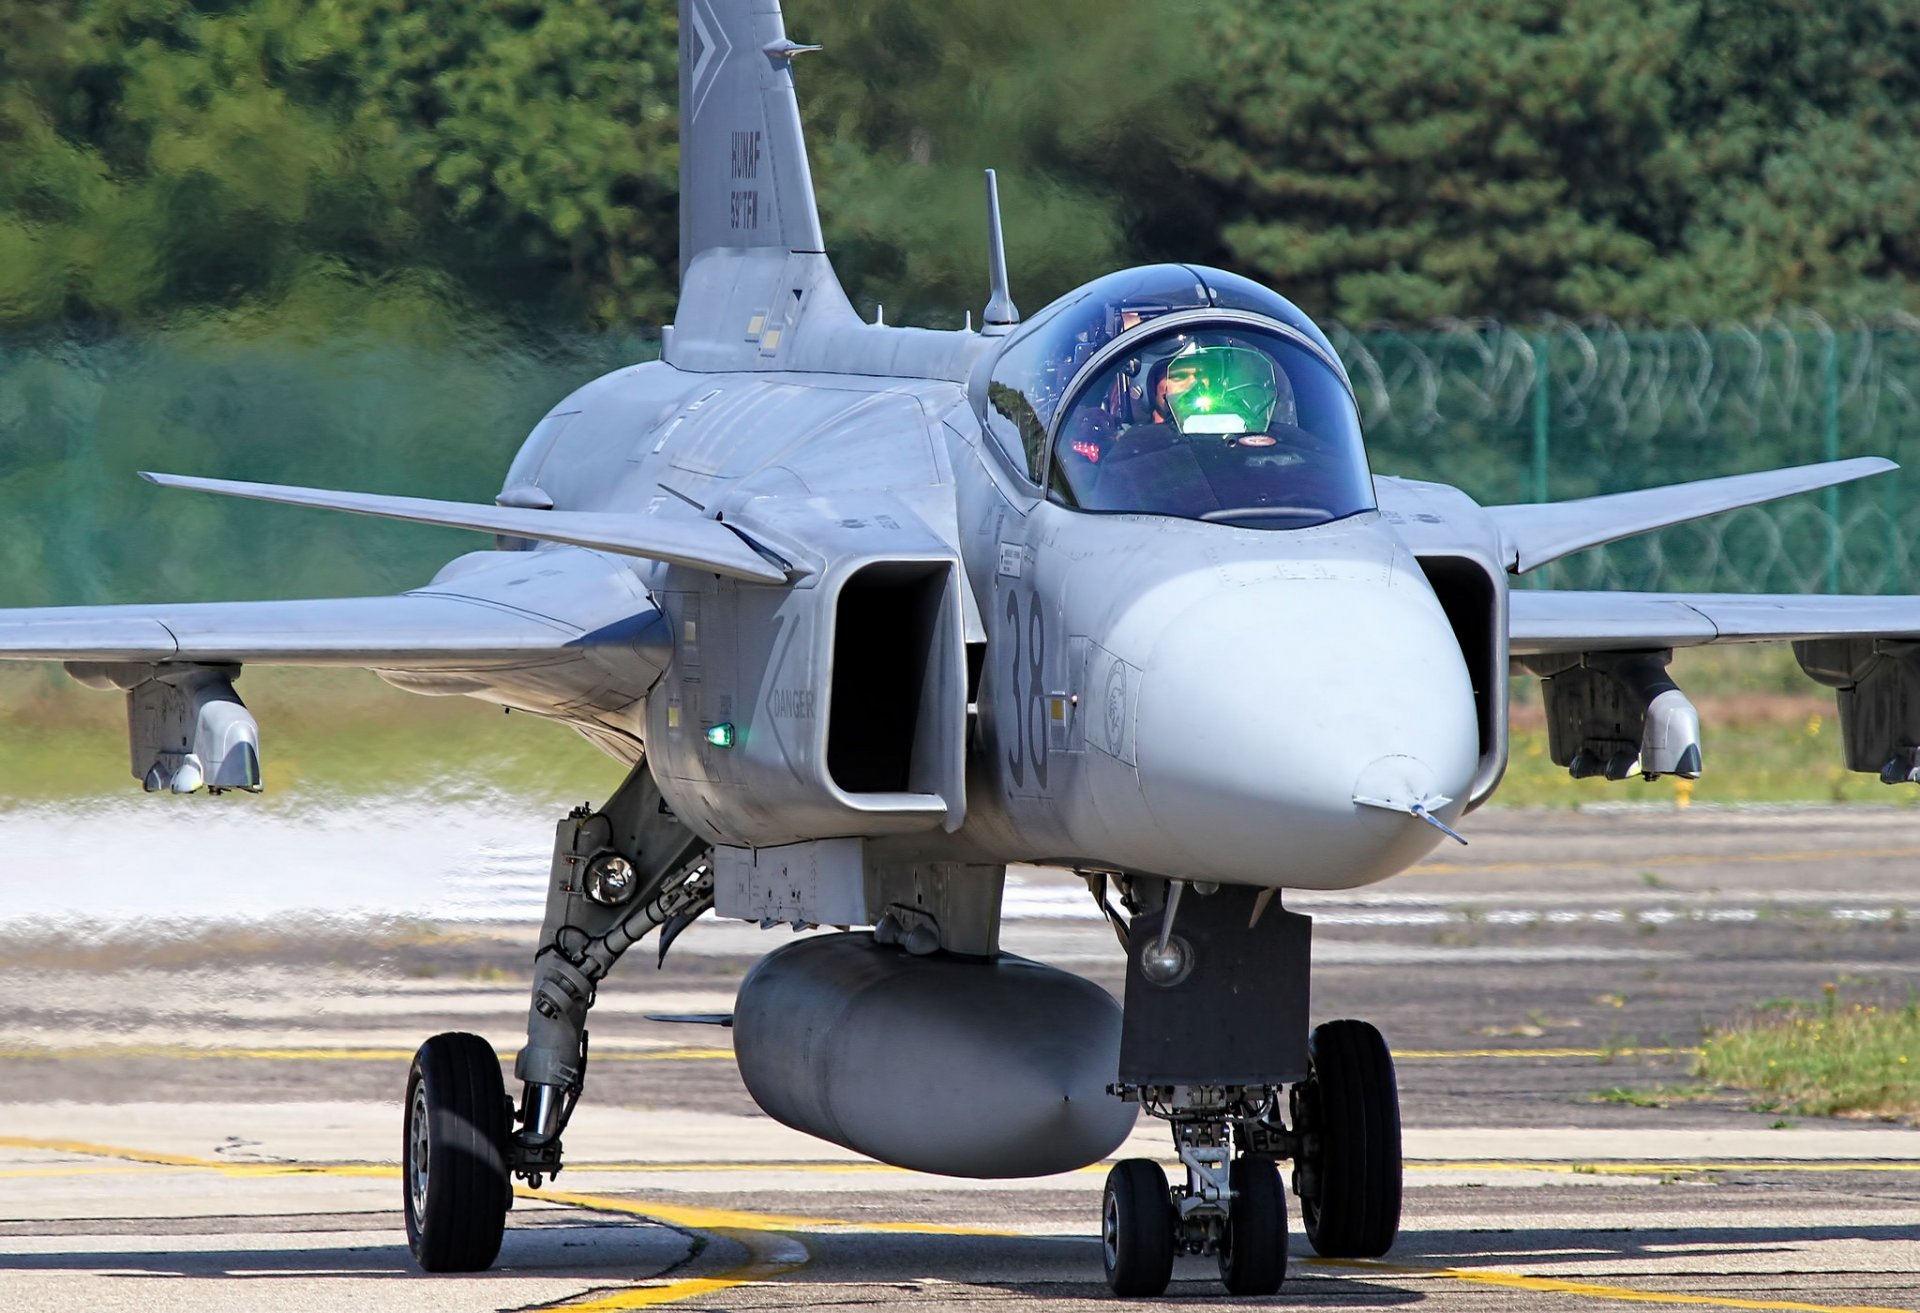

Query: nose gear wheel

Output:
[1219, 1154, 1287, 1294]
[1102, 1158, 1177, 1296]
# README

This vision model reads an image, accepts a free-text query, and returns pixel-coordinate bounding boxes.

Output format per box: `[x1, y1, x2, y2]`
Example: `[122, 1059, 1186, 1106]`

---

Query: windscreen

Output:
[984, 266, 1215, 481]
[1047, 324, 1374, 529]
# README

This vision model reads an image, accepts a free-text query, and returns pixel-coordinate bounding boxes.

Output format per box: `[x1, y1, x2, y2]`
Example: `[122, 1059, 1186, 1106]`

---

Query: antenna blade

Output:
[983, 169, 1019, 330]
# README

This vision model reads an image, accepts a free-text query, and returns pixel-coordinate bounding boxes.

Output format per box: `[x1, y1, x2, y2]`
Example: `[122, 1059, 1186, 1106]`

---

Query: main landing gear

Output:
[1094, 877, 1402, 1296]
[404, 1032, 512, 1271]
[403, 763, 709, 1272]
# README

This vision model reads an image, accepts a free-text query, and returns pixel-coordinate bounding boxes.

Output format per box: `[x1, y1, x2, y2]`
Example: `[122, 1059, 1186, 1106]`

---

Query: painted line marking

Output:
[1413, 845, 1920, 877]
[567, 1158, 1920, 1177]
[0, 1043, 1693, 1063]
[1310, 1257, 1919, 1313]
[529, 1186, 1000, 1238]
[1407, 1160, 1920, 1176]
[0, 1045, 734, 1063]
[530, 1214, 806, 1312]
[6, 1138, 1917, 1182]
[6, 1136, 1916, 1313]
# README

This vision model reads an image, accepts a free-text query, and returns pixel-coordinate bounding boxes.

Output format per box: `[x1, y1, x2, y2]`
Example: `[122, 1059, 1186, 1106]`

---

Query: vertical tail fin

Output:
[679, 0, 825, 270]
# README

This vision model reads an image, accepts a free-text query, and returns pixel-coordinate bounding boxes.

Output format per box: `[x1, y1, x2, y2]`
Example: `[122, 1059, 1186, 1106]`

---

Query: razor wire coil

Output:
[2, 316, 1918, 603]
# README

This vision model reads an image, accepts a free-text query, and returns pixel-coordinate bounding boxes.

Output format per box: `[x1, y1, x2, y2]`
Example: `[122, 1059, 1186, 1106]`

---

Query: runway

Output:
[1, 804, 1917, 1311]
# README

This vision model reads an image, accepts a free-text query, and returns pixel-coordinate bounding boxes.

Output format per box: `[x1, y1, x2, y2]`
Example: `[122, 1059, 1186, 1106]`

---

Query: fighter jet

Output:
[4, 0, 1918, 1297]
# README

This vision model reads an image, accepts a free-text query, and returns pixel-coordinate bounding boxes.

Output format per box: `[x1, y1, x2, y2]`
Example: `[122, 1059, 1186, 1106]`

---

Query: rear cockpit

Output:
[980, 264, 1375, 530]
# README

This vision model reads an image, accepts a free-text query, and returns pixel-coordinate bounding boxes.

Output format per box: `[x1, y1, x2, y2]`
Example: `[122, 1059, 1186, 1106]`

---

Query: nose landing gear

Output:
[1101, 879, 1402, 1296]
[1103, 1085, 1294, 1296]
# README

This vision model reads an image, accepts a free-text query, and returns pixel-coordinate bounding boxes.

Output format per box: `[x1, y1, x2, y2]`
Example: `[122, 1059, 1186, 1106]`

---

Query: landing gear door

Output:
[1120, 884, 1311, 1087]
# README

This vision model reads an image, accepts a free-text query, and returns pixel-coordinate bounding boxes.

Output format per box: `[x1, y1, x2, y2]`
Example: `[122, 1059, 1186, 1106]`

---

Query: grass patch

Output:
[1496, 716, 1918, 807]
[1695, 989, 1920, 1122]
[0, 664, 624, 806]
[1592, 1085, 1717, 1108]
[1499, 645, 1920, 807]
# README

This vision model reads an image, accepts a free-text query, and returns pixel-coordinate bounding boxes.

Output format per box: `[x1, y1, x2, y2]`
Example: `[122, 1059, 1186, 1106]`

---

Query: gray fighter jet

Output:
[4, 0, 1918, 1296]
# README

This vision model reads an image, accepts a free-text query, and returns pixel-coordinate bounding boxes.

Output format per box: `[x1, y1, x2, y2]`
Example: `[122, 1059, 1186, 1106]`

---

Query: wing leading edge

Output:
[1510, 589, 1920, 656]
[1488, 458, 1895, 573]
[0, 592, 586, 667]
[141, 472, 791, 584]
[0, 544, 670, 674]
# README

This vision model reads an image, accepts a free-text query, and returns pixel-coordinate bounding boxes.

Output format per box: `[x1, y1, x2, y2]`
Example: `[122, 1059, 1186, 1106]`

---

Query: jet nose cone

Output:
[1129, 576, 1479, 888]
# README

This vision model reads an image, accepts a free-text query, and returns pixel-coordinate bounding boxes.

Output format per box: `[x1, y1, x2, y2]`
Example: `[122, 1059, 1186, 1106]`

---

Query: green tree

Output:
[796, 0, 1212, 325]
[1622, 0, 1920, 318]
[0, 0, 430, 329]
[1194, 0, 1693, 323]
[349, 0, 680, 327]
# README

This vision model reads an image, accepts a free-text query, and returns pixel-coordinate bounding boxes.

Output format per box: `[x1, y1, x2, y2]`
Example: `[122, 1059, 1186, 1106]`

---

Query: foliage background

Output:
[4, 3, 1920, 603]
[4, 0, 1920, 805]
[5, 0, 1918, 335]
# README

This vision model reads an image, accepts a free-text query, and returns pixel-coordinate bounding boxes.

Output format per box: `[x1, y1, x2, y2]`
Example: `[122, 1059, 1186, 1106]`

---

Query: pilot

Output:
[1110, 340, 1287, 452]
[1088, 339, 1326, 520]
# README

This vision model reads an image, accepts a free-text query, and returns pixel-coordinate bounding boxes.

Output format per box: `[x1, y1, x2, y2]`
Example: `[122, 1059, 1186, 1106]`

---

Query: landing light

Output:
[705, 722, 736, 748]
[584, 853, 637, 906]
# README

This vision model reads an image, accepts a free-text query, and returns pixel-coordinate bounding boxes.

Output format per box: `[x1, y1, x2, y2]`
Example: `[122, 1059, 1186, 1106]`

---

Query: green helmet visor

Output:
[1162, 345, 1280, 436]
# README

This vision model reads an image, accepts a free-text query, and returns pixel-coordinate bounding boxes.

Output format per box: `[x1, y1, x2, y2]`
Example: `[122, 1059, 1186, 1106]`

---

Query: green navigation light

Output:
[704, 722, 736, 748]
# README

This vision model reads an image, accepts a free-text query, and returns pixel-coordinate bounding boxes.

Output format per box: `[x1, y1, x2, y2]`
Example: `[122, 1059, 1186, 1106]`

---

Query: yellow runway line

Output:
[559, 1157, 1920, 1178]
[519, 1183, 1024, 1311]
[529, 1185, 1020, 1238]
[0, 1134, 401, 1179]
[10, 1137, 1914, 1183]
[1311, 1257, 1919, 1313]
[532, 1217, 807, 1312]
[1408, 1160, 1920, 1176]
[0, 1042, 1694, 1064]
[5, 1135, 1915, 1313]
[0, 1044, 735, 1063]
[563, 1160, 914, 1175]
[532, 1180, 1920, 1313]
[0, 1134, 237, 1169]
[1413, 845, 1920, 877]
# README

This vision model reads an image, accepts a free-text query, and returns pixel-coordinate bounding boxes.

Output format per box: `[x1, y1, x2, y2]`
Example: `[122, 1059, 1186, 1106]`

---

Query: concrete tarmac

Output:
[2, 804, 1918, 1312]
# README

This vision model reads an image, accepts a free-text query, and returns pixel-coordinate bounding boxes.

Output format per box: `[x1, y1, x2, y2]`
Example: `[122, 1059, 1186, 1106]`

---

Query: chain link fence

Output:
[1331, 313, 1920, 594]
[0, 329, 656, 608]
[2, 315, 1918, 607]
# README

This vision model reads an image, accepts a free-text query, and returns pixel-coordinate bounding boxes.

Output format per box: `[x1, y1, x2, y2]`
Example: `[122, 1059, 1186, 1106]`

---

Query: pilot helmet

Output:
[1156, 340, 1287, 436]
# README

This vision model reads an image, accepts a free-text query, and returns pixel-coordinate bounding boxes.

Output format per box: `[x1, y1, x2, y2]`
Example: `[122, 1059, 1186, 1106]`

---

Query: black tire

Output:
[1296, 1018, 1401, 1258]
[1102, 1158, 1176, 1296]
[404, 1032, 511, 1272]
[1219, 1154, 1287, 1295]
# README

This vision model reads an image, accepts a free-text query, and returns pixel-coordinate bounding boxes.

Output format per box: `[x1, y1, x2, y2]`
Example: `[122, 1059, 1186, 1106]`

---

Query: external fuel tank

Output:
[731, 933, 1136, 1177]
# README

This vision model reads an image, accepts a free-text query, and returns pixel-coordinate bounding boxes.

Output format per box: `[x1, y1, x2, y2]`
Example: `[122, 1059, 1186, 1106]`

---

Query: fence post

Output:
[1822, 331, 1841, 594]
[1530, 333, 1550, 505]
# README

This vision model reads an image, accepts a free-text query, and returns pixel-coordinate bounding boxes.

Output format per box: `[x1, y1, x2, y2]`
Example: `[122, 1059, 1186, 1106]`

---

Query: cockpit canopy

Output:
[982, 264, 1374, 530]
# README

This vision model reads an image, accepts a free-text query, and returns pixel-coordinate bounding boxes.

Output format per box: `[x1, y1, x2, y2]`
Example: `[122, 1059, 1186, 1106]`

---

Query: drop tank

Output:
[731, 933, 1136, 1177]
